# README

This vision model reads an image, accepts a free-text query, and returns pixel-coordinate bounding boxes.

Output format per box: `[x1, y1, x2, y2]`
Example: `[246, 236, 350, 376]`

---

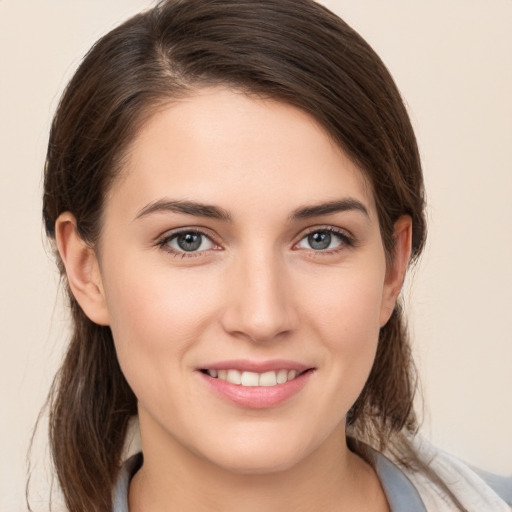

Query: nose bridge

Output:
[222, 245, 295, 342]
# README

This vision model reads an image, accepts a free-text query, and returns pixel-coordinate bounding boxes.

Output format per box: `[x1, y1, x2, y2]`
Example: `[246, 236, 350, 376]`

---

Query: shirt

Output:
[112, 442, 512, 511]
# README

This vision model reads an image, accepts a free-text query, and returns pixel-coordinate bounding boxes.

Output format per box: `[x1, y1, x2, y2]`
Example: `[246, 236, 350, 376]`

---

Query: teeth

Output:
[227, 369, 241, 385]
[259, 371, 277, 386]
[207, 369, 303, 387]
[240, 371, 259, 387]
[277, 369, 288, 384]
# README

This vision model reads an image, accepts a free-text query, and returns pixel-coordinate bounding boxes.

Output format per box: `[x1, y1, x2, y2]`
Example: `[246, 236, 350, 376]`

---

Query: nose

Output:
[219, 249, 297, 343]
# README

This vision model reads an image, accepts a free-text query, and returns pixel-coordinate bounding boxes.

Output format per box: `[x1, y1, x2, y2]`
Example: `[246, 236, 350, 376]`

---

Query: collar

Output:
[112, 451, 427, 512]
[372, 450, 427, 511]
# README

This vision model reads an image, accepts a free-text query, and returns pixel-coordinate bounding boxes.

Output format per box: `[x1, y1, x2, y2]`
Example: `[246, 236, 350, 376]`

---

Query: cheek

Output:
[298, 264, 385, 389]
[300, 261, 385, 338]
[324, 282, 383, 380]
[101, 261, 223, 378]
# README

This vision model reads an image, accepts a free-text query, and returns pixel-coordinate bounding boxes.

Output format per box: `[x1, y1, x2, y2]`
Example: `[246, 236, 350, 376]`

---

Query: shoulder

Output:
[473, 467, 512, 507]
[397, 437, 512, 511]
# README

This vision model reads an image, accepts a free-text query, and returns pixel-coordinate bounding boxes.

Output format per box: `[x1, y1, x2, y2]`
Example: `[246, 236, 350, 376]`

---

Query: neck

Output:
[128, 417, 389, 512]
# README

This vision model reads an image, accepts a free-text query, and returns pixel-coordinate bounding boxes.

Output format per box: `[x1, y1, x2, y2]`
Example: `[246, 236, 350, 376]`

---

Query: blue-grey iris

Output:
[177, 233, 202, 251]
[308, 231, 331, 250]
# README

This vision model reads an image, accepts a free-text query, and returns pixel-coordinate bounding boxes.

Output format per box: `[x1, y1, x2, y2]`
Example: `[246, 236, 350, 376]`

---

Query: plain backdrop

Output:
[1, 1, 511, 510]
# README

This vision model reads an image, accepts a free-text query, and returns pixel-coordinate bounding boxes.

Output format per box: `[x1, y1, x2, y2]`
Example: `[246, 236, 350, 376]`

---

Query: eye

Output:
[295, 229, 350, 251]
[162, 231, 217, 253]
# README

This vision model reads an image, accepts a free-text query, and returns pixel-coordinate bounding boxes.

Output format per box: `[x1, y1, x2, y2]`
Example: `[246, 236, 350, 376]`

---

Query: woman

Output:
[40, 0, 511, 511]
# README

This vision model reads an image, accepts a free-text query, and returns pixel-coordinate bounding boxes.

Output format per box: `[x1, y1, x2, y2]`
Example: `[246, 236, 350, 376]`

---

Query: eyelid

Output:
[293, 225, 355, 251]
[154, 224, 355, 256]
[156, 226, 222, 255]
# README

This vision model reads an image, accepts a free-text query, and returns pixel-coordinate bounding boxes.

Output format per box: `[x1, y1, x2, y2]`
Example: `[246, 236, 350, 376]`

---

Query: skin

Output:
[56, 87, 411, 511]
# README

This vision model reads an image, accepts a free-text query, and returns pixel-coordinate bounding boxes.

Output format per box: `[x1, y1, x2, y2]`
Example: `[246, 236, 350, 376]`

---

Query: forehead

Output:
[107, 87, 376, 222]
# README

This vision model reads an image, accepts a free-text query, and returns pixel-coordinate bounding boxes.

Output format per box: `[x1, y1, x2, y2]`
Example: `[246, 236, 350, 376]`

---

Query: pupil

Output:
[177, 233, 202, 251]
[308, 231, 331, 250]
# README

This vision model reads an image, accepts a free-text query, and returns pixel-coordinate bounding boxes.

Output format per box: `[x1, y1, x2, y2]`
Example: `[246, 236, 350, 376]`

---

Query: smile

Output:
[201, 368, 303, 387]
[198, 360, 314, 408]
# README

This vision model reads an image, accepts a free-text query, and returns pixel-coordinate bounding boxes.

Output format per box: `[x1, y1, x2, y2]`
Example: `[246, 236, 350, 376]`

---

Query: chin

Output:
[210, 451, 303, 475]
[197, 434, 314, 476]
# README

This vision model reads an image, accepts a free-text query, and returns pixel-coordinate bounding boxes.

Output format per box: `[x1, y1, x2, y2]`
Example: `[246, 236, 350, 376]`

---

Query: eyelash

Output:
[294, 227, 355, 254]
[156, 226, 355, 258]
[156, 228, 220, 258]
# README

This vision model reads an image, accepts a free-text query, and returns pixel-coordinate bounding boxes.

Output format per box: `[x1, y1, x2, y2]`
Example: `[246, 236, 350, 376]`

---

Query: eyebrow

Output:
[134, 197, 368, 223]
[134, 199, 232, 222]
[290, 198, 369, 220]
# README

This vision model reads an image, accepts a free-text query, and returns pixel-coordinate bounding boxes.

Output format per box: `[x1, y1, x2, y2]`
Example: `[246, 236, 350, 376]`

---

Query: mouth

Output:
[199, 368, 310, 387]
[197, 360, 315, 408]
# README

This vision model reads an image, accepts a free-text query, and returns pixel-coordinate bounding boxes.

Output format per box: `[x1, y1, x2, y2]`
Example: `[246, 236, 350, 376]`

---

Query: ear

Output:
[55, 212, 110, 326]
[379, 215, 412, 327]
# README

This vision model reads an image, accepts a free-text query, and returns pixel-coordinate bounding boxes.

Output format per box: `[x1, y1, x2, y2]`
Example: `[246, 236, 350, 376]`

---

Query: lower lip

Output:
[198, 370, 313, 409]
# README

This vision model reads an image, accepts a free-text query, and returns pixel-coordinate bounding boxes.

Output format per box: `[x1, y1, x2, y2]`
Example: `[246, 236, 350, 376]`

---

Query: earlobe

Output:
[379, 215, 412, 326]
[55, 212, 110, 326]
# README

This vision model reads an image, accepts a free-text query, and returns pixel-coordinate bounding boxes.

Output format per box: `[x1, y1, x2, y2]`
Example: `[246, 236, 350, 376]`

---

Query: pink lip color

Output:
[198, 363, 313, 409]
[200, 359, 310, 373]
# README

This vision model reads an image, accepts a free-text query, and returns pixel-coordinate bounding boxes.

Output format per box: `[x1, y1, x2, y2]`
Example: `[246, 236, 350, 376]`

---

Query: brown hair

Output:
[39, 0, 463, 510]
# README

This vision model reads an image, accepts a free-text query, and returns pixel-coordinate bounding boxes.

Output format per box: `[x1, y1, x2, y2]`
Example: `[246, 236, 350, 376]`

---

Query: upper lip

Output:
[198, 359, 312, 373]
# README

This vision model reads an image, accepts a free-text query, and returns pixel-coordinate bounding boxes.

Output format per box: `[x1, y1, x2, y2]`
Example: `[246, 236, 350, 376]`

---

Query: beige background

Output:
[1, 1, 511, 510]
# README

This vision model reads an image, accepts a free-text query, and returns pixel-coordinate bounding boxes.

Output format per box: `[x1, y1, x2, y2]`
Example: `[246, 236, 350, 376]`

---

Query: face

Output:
[92, 88, 402, 474]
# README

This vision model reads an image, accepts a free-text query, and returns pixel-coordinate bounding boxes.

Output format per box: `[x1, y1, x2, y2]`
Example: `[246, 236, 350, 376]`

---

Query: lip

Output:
[198, 359, 311, 373]
[197, 360, 314, 409]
